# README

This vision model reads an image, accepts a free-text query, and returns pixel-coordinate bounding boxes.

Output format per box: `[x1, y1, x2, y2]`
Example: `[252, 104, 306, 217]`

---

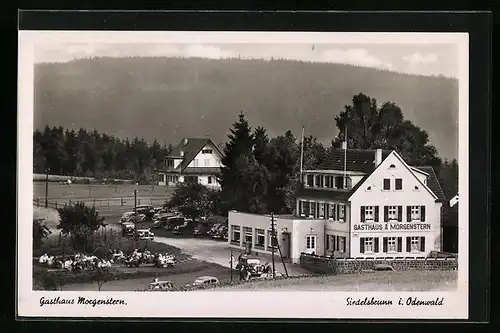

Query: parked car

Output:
[148, 280, 174, 291]
[135, 228, 154, 241]
[172, 220, 195, 235]
[121, 222, 135, 237]
[152, 213, 178, 229]
[193, 222, 211, 236]
[208, 223, 221, 236]
[135, 205, 156, 220]
[164, 216, 186, 230]
[191, 276, 219, 287]
[212, 225, 228, 239]
[120, 211, 146, 223]
[153, 207, 166, 213]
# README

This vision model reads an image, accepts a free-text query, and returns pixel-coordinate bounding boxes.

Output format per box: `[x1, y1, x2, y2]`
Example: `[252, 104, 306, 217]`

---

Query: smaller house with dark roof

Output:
[228, 148, 448, 263]
[156, 138, 223, 188]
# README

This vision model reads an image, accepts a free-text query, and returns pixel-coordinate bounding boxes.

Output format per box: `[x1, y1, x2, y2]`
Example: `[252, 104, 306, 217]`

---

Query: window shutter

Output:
[374, 238, 379, 253]
[342, 237, 346, 252]
[326, 235, 329, 250]
[421, 205, 426, 222]
[360, 206, 365, 222]
[316, 202, 320, 218]
[325, 204, 329, 219]
[420, 237, 426, 252]
[383, 237, 388, 252]
[407, 206, 412, 222]
[397, 237, 402, 252]
[334, 236, 338, 251]
[398, 206, 403, 222]
[406, 237, 411, 252]
[384, 206, 388, 222]
[360, 238, 365, 254]
[374, 206, 379, 222]
[299, 201, 303, 215]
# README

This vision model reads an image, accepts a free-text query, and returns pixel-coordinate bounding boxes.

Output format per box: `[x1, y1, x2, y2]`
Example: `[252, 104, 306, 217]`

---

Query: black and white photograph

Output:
[18, 30, 469, 319]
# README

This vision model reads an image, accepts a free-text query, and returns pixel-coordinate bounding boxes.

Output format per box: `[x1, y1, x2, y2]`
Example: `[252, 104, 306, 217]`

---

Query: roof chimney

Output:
[375, 149, 383, 167]
[183, 138, 188, 145]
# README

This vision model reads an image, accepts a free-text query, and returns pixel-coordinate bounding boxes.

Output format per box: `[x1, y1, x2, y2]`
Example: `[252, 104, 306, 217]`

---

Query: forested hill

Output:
[34, 57, 459, 160]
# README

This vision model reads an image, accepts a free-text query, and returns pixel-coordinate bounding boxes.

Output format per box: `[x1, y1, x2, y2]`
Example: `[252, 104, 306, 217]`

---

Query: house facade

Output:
[156, 138, 223, 189]
[228, 148, 447, 264]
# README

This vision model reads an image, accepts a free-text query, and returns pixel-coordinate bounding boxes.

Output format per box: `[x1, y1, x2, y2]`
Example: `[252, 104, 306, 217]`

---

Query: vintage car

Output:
[191, 276, 219, 287]
[152, 213, 178, 229]
[135, 205, 156, 219]
[193, 223, 211, 236]
[172, 220, 195, 235]
[135, 228, 154, 241]
[121, 222, 135, 236]
[148, 280, 174, 291]
[212, 225, 228, 239]
[120, 211, 146, 223]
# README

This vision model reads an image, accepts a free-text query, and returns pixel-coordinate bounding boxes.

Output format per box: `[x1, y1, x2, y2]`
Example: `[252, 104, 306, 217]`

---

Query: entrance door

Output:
[305, 235, 317, 254]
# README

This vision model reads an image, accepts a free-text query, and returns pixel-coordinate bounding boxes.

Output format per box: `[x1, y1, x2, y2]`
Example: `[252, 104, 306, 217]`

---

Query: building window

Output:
[328, 203, 336, 220]
[364, 206, 374, 221]
[193, 159, 199, 167]
[243, 227, 252, 246]
[231, 225, 240, 244]
[383, 178, 390, 190]
[306, 235, 316, 251]
[364, 237, 374, 253]
[411, 206, 420, 220]
[301, 201, 309, 216]
[339, 236, 346, 252]
[389, 164, 396, 169]
[318, 203, 325, 219]
[388, 206, 397, 220]
[255, 229, 265, 248]
[166, 159, 174, 167]
[208, 176, 212, 184]
[204, 159, 210, 166]
[395, 178, 403, 190]
[202, 149, 212, 154]
[309, 201, 316, 217]
[387, 237, 397, 252]
[315, 175, 322, 188]
[325, 176, 334, 188]
[173, 176, 178, 182]
[410, 237, 420, 252]
[306, 175, 314, 187]
[335, 176, 343, 189]
[338, 204, 345, 221]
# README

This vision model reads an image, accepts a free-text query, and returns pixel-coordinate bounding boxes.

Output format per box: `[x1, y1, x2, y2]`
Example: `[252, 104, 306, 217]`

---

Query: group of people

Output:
[38, 253, 113, 271]
[117, 248, 176, 268]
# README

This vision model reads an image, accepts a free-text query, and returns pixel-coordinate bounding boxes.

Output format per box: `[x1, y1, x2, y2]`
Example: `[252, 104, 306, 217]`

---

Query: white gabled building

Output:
[156, 138, 223, 189]
[229, 148, 448, 263]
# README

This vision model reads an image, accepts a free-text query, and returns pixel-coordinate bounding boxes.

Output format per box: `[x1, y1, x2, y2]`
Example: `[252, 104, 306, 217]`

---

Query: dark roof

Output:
[297, 187, 351, 201]
[316, 149, 391, 173]
[167, 138, 222, 172]
[181, 167, 221, 175]
[414, 166, 447, 202]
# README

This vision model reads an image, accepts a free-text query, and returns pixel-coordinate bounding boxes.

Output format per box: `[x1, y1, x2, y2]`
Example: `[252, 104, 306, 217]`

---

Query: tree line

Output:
[33, 127, 172, 182]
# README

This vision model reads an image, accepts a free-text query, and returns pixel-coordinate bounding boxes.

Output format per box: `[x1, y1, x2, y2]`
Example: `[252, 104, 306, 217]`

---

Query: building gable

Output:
[167, 138, 223, 172]
[349, 151, 438, 202]
[186, 141, 223, 169]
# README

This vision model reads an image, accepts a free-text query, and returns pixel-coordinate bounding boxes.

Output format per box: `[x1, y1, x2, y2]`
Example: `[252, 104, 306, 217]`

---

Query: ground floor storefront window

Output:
[326, 234, 346, 253]
[231, 225, 240, 245]
[267, 230, 278, 251]
[254, 228, 265, 249]
[243, 227, 253, 247]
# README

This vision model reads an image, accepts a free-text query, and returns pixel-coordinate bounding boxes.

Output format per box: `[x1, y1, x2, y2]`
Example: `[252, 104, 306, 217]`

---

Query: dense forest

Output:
[34, 56, 458, 161]
[33, 126, 172, 182]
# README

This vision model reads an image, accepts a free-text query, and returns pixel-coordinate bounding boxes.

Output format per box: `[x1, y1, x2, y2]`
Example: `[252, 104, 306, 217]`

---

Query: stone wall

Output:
[300, 253, 458, 275]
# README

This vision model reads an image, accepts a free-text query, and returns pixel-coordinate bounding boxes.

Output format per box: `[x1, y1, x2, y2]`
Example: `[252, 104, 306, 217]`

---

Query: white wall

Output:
[187, 142, 222, 168]
[292, 219, 326, 263]
[349, 152, 442, 257]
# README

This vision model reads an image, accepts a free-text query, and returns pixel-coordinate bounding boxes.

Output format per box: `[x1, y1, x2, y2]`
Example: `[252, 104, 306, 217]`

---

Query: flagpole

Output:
[343, 125, 347, 189]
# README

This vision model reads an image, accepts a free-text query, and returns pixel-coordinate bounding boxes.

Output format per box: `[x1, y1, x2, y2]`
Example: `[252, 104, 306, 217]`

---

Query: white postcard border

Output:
[17, 31, 469, 319]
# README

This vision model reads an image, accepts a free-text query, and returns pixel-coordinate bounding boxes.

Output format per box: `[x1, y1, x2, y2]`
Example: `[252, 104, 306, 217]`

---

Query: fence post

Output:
[121, 198, 124, 206]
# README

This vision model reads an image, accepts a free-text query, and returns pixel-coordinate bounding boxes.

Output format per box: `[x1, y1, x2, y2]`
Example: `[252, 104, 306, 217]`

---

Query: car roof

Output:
[150, 281, 172, 285]
[196, 276, 217, 280]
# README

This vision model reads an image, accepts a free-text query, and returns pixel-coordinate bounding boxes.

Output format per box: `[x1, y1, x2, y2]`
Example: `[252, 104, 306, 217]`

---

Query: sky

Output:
[35, 42, 458, 78]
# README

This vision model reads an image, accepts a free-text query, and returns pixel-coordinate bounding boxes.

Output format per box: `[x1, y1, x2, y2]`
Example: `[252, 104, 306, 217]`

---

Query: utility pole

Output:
[44, 168, 49, 208]
[134, 189, 137, 247]
[230, 250, 233, 283]
[276, 237, 289, 277]
[270, 213, 276, 279]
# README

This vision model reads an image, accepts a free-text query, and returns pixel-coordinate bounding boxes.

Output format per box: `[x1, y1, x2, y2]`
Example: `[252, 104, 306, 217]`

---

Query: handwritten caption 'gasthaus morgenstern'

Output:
[39, 296, 127, 307]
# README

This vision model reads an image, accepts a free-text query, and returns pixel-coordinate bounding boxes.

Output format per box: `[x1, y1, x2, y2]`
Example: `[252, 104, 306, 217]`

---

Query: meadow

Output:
[33, 182, 174, 209]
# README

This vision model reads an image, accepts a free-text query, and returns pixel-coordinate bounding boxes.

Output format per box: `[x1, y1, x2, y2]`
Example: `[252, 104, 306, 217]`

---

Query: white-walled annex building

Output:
[228, 148, 447, 264]
[156, 138, 223, 189]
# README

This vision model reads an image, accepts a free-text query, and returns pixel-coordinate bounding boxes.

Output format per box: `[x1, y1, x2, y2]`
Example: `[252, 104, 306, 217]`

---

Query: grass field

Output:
[33, 182, 174, 208]
[212, 270, 458, 292]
